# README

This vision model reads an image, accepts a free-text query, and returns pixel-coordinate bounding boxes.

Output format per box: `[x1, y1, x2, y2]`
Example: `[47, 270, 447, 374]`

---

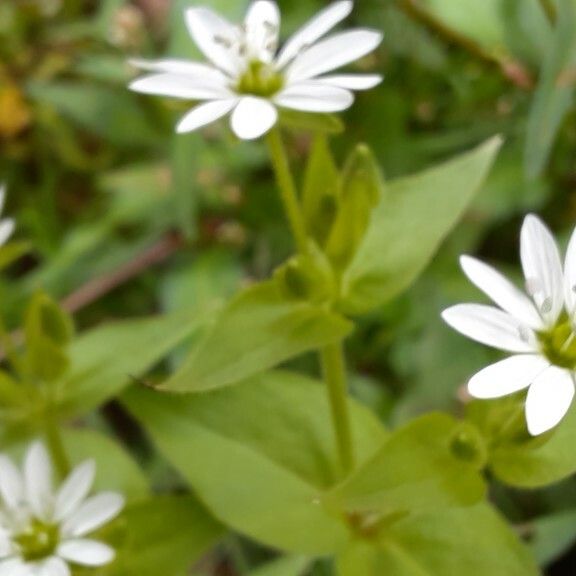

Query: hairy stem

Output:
[265, 128, 309, 254]
[321, 342, 355, 475]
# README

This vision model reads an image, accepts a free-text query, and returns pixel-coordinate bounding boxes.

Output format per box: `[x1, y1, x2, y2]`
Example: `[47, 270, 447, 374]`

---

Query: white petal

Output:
[24, 443, 53, 521]
[129, 73, 231, 100]
[442, 304, 538, 353]
[460, 255, 544, 330]
[37, 557, 70, 576]
[276, 1, 353, 68]
[0, 531, 13, 558]
[564, 224, 576, 317]
[286, 29, 383, 83]
[275, 83, 353, 112]
[128, 58, 229, 82]
[58, 540, 114, 567]
[54, 460, 95, 522]
[315, 74, 382, 90]
[468, 355, 549, 399]
[176, 99, 237, 133]
[230, 97, 278, 140]
[0, 559, 33, 576]
[525, 367, 575, 435]
[61, 493, 124, 537]
[0, 455, 23, 511]
[520, 214, 564, 327]
[185, 7, 242, 76]
[244, 1, 280, 62]
[0, 220, 15, 247]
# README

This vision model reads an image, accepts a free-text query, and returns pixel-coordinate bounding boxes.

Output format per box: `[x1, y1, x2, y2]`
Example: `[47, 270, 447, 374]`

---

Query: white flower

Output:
[442, 214, 576, 436]
[0, 185, 15, 247]
[129, 1, 383, 140]
[0, 442, 124, 575]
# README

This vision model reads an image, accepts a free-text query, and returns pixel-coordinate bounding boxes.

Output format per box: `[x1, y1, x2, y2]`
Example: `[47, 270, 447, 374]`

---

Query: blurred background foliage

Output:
[1, 0, 576, 573]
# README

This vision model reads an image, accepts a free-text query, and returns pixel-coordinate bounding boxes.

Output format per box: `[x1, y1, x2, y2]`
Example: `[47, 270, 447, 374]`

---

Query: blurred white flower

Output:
[443, 215, 576, 436]
[129, 0, 383, 140]
[0, 185, 15, 247]
[0, 442, 124, 575]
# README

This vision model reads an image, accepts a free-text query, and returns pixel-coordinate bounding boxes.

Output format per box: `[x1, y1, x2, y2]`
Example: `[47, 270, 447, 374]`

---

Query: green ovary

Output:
[15, 520, 60, 562]
[539, 319, 576, 370]
[236, 60, 284, 97]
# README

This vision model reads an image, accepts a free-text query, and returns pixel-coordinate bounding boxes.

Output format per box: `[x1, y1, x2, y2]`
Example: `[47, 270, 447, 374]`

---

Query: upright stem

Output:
[266, 127, 355, 476]
[265, 128, 309, 255]
[321, 342, 355, 475]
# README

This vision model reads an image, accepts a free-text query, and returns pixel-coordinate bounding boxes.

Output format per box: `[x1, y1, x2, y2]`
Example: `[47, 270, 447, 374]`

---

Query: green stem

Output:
[321, 342, 355, 475]
[44, 413, 70, 479]
[265, 127, 354, 476]
[265, 128, 309, 255]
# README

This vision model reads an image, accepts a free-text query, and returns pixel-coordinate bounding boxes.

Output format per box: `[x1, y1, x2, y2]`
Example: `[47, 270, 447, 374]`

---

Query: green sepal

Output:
[326, 144, 384, 272]
[468, 395, 576, 488]
[275, 241, 337, 304]
[302, 136, 340, 247]
[24, 292, 74, 382]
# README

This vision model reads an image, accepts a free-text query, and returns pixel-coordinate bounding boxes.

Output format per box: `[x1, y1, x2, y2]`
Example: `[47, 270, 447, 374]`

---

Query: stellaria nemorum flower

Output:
[129, 1, 383, 140]
[0, 442, 124, 575]
[443, 215, 576, 436]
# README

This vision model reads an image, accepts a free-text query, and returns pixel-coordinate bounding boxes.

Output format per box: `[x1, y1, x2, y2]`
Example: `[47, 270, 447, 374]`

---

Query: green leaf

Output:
[341, 137, 502, 315]
[57, 311, 205, 419]
[489, 402, 576, 488]
[159, 281, 353, 393]
[529, 509, 576, 566]
[109, 496, 224, 576]
[326, 145, 383, 271]
[329, 414, 485, 517]
[62, 428, 149, 500]
[337, 504, 539, 576]
[123, 370, 387, 554]
[524, 0, 576, 178]
[302, 137, 340, 247]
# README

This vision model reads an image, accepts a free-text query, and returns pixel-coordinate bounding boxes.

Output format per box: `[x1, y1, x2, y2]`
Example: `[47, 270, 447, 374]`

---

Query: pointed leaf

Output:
[337, 504, 539, 576]
[341, 137, 502, 314]
[123, 370, 387, 554]
[159, 281, 353, 393]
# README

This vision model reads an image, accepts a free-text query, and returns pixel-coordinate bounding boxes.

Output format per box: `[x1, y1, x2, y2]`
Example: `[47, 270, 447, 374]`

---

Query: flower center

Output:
[538, 318, 576, 370]
[15, 519, 59, 562]
[236, 60, 284, 97]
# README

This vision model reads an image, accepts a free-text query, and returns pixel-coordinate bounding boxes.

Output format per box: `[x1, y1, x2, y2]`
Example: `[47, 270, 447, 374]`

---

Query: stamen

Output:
[540, 298, 553, 314]
[213, 34, 234, 49]
[518, 326, 531, 343]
